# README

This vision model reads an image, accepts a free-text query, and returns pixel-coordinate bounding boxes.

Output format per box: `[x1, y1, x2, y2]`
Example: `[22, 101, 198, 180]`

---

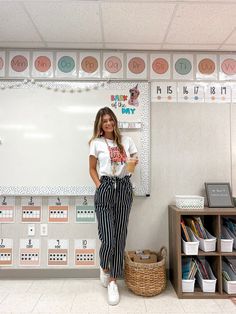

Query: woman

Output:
[89, 107, 138, 305]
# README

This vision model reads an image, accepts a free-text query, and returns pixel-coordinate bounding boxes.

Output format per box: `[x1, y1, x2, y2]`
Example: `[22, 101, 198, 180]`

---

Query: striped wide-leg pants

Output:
[94, 175, 133, 278]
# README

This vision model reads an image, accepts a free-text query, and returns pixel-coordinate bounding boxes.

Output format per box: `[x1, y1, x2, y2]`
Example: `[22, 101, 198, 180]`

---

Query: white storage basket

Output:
[182, 279, 195, 293]
[222, 261, 236, 294]
[196, 259, 217, 293]
[221, 226, 234, 253]
[194, 229, 216, 252]
[182, 226, 199, 255]
[176, 195, 204, 209]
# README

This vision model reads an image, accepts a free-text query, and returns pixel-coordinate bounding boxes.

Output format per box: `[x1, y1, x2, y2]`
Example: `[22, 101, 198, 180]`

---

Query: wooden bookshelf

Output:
[168, 205, 236, 299]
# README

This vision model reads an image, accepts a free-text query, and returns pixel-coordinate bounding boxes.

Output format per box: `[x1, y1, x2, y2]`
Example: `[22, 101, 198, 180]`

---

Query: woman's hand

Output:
[96, 182, 101, 189]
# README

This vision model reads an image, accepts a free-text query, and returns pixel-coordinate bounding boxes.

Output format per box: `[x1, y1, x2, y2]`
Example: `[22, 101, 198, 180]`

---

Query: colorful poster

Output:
[0, 196, 15, 223]
[0, 51, 6, 77]
[196, 54, 218, 80]
[0, 238, 13, 266]
[102, 52, 124, 79]
[48, 239, 69, 266]
[79, 51, 100, 78]
[74, 239, 96, 266]
[8, 51, 30, 78]
[55, 52, 77, 78]
[19, 238, 40, 266]
[32, 51, 53, 77]
[21, 197, 42, 223]
[48, 197, 69, 223]
[126, 53, 147, 79]
[219, 55, 236, 81]
[75, 196, 96, 223]
[151, 82, 177, 103]
[150, 54, 170, 80]
[173, 54, 194, 80]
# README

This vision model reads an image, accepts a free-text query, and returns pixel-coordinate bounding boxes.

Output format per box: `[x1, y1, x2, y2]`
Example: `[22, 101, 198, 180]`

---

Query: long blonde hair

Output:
[89, 107, 124, 153]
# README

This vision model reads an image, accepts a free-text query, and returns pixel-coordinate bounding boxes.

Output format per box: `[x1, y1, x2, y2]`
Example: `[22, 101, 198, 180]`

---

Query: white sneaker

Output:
[100, 267, 110, 288]
[108, 281, 120, 305]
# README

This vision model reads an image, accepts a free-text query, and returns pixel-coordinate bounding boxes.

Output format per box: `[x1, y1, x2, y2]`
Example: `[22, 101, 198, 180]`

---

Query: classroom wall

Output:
[0, 49, 234, 273]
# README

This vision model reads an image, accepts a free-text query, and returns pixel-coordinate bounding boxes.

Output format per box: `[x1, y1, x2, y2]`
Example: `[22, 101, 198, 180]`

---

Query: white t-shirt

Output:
[89, 136, 137, 178]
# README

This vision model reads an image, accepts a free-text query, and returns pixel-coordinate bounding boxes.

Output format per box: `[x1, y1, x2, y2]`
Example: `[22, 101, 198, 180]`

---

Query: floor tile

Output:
[0, 293, 41, 312]
[26, 279, 64, 293]
[32, 292, 76, 313]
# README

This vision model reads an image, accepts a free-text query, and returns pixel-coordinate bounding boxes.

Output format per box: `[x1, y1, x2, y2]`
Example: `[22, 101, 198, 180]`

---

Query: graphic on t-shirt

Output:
[108, 146, 127, 164]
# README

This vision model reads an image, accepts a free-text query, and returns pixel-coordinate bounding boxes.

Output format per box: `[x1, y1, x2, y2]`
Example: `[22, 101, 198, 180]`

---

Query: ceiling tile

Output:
[0, 2, 42, 42]
[104, 43, 162, 50]
[101, 2, 176, 43]
[219, 45, 236, 51]
[224, 28, 236, 45]
[162, 44, 220, 51]
[46, 42, 104, 49]
[0, 42, 46, 48]
[166, 3, 236, 44]
[24, 1, 102, 42]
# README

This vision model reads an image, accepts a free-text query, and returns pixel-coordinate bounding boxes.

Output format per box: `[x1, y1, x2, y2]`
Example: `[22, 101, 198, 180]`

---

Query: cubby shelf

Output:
[168, 205, 236, 299]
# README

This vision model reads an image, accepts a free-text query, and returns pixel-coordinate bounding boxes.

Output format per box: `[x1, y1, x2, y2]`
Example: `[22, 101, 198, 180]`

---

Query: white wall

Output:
[126, 101, 231, 264]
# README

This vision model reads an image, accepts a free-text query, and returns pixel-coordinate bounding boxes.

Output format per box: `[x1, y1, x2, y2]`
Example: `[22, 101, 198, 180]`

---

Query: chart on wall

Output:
[0, 81, 150, 196]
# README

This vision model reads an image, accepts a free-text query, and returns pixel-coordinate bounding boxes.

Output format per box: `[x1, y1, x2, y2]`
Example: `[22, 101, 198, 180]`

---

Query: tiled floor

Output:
[0, 279, 235, 313]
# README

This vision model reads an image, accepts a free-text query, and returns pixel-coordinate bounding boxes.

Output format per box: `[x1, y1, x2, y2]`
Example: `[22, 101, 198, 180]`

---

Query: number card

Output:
[0, 238, 13, 266]
[231, 84, 236, 103]
[177, 82, 204, 103]
[74, 239, 96, 266]
[0, 196, 15, 223]
[48, 239, 69, 266]
[21, 197, 41, 223]
[48, 197, 69, 223]
[19, 239, 40, 266]
[75, 197, 96, 223]
[204, 83, 231, 103]
[151, 82, 177, 103]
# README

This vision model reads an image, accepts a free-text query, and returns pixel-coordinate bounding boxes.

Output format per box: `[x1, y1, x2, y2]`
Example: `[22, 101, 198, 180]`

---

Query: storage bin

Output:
[124, 247, 167, 297]
[182, 278, 195, 293]
[182, 226, 199, 255]
[196, 259, 217, 293]
[175, 195, 204, 209]
[194, 229, 216, 252]
[222, 260, 236, 294]
[221, 226, 234, 252]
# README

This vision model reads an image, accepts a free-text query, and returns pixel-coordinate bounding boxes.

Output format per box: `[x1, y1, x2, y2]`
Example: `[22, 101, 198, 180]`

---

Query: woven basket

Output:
[124, 247, 167, 297]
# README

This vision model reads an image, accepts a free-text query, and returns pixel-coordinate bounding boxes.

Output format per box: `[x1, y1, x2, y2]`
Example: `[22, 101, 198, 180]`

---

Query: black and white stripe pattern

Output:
[95, 176, 133, 278]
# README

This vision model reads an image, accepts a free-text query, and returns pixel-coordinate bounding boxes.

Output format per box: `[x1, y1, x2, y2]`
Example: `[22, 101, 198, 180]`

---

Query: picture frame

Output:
[205, 182, 234, 208]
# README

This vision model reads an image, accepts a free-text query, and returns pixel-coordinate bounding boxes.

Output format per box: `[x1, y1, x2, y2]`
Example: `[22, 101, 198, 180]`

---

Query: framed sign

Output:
[205, 182, 234, 208]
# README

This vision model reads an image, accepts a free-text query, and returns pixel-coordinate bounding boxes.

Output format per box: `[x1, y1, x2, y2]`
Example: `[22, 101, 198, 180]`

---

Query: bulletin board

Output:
[0, 81, 150, 196]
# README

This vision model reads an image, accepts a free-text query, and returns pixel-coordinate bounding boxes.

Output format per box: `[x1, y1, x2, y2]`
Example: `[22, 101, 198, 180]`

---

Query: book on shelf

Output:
[182, 257, 192, 279]
[182, 257, 197, 280]
[194, 217, 208, 239]
[195, 257, 209, 279]
[222, 270, 231, 281]
[188, 259, 198, 280]
[184, 218, 199, 237]
[223, 257, 236, 274]
[181, 219, 191, 242]
[223, 218, 236, 236]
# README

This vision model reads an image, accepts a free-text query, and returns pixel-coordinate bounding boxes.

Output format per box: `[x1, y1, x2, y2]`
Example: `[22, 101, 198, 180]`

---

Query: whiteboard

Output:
[0, 81, 150, 196]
